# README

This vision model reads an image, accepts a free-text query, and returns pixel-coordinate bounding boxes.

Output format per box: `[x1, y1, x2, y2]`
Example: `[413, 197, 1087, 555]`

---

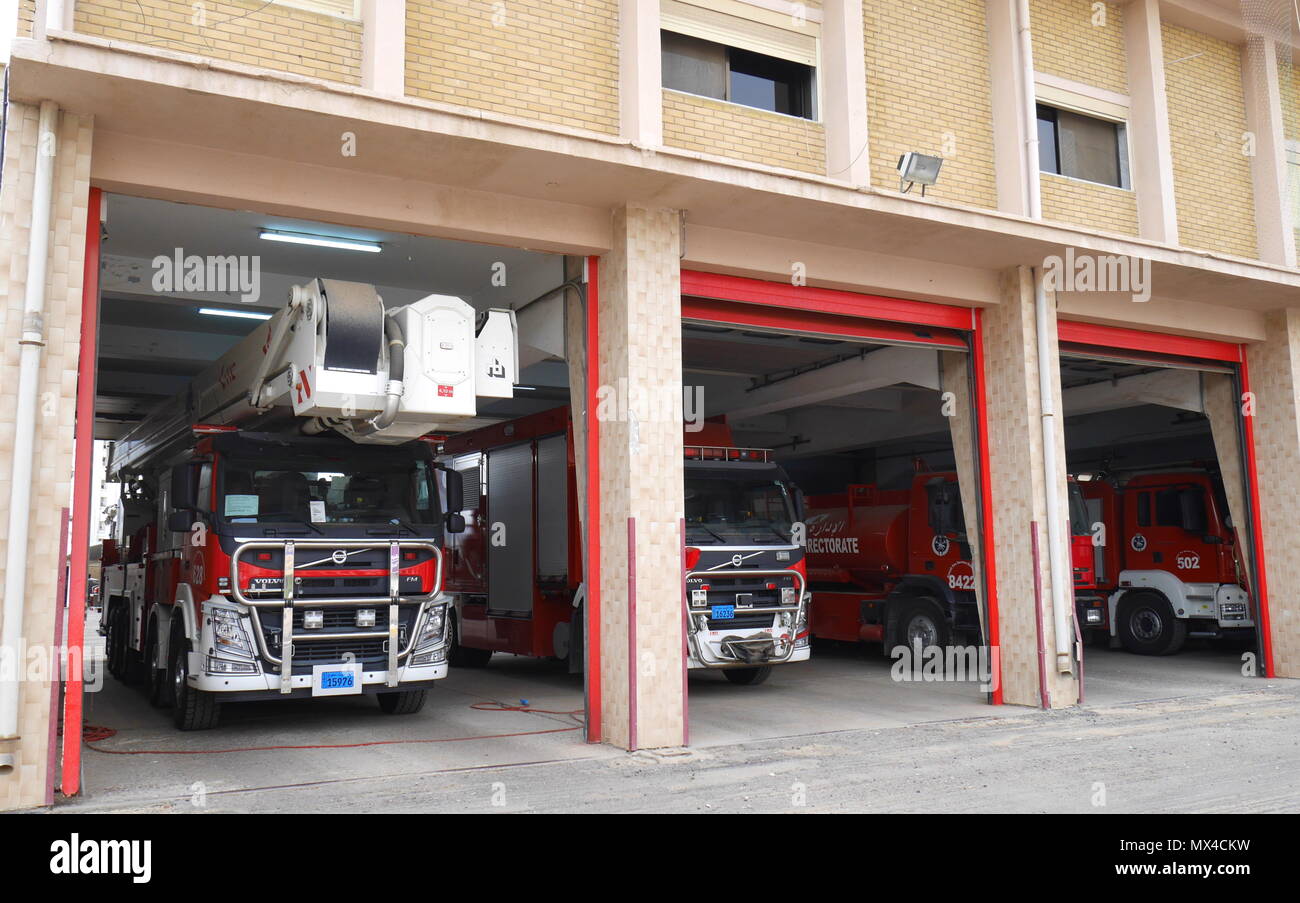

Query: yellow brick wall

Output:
[19, 0, 35, 37]
[406, 0, 620, 136]
[863, 0, 998, 209]
[661, 89, 826, 175]
[74, 0, 362, 85]
[1029, 0, 1127, 94]
[1162, 23, 1257, 259]
[1040, 172, 1138, 235]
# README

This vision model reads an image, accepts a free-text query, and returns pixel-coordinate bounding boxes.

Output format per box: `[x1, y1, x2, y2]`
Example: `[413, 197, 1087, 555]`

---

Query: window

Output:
[662, 30, 814, 118]
[1037, 104, 1129, 189]
[1136, 492, 1151, 527]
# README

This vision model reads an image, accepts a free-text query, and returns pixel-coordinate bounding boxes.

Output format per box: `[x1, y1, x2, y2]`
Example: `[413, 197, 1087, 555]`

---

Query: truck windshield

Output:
[1068, 483, 1091, 537]
[685, 471, 795, 544]
[220, 458, 438, 527]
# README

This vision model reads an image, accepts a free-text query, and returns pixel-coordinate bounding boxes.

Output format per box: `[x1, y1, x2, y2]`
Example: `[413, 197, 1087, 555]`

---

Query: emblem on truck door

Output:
[931, 535, 950, 556]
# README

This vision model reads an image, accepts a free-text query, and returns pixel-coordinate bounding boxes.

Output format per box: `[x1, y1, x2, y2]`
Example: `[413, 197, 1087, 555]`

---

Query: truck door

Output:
[1126, 483, 1215, 583]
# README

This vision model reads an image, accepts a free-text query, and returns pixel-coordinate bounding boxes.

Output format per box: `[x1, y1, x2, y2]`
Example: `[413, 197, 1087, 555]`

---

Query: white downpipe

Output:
[0, 101, 60, 744]
[1034, 269, 1074, 673]
[1016, 0, 1042, 219]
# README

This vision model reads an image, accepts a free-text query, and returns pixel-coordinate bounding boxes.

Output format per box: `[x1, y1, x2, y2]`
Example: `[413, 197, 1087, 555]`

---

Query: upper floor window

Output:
[660, 0, 819, 120]
[662, 31, 814, 118]
[1037, 104, 1129, 190]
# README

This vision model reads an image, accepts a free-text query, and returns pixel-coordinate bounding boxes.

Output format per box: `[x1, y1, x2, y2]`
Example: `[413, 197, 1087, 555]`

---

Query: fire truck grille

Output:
[698, 577, 785, 630]
[708, 613, 778, 630]
[288, 640, 389, 667]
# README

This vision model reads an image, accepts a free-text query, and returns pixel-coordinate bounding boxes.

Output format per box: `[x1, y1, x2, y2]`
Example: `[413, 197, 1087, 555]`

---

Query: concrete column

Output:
[1124, 0, 1180, 244]
[985, 0, 1032, 217]
[361, 0, 406, 96]
[981, 268, 1079, 708]
[0, 103, 94, 812]
[822, 0, 870, 186]
[33, 0, 74, 40]
[1245, 309, 1300, 678]
[596, 205, 683, 749]
[620, 0, 663, 147]
[1241, 35, 1296, 267]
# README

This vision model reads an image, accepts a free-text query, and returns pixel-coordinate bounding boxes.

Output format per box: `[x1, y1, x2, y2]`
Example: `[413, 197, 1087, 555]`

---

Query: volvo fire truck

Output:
[438, 409, 810, 685]
[1075, 471, 1253, 654]
[100, 278, 518, 728]
[803, 471, 980, 652]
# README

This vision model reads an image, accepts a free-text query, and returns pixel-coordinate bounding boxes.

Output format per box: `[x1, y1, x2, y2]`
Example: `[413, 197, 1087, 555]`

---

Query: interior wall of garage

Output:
[941, 350, 988, 649]
[0, 103, 93, 811]
[982, 268, 1078, 708]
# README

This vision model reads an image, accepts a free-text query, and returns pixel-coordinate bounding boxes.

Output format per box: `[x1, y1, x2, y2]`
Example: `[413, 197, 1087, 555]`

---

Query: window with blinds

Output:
[661, 0, 819, 120]
[1037, 104, 1130, 190]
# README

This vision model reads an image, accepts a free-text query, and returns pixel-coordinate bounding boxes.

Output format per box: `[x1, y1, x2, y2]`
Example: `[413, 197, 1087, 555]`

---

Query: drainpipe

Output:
[0, 101, 60, 756]
[1015, 3, 1071, 673]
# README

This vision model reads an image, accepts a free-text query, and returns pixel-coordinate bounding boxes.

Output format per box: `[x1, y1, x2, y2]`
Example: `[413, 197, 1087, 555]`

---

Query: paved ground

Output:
[57, 619, 1297, 813]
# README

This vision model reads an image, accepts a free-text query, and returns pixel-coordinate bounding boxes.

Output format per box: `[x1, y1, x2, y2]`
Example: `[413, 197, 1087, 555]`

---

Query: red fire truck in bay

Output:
[1075, 471, 1253, 654]
[803, 471, 981, 652]
[100, 277, 518, 728]
[438, 408, 810, 685]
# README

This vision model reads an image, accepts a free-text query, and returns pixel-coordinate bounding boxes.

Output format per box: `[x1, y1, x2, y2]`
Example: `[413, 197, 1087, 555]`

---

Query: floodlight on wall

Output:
[259, 229, 382, 253]
[897, 152, 943, 196]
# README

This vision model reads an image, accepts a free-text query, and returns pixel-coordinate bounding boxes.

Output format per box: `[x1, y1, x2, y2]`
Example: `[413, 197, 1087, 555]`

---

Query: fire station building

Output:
[2, 0, 1300, 812]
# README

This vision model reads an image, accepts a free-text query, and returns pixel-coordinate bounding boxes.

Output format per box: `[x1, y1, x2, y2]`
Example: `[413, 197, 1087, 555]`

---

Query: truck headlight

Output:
[415, 603, 448, 650]
[210, 607, 253, 658]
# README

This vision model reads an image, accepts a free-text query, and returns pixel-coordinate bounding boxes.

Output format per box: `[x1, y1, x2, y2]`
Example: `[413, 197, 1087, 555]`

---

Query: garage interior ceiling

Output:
[95, 194, 568, 439]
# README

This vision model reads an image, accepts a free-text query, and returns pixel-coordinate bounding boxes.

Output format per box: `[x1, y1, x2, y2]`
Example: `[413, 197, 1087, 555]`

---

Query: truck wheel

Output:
[105, 605, 124, 680]
[722, 666, 772, 686]
[169, 620, 222, 730]
[1117, 592, 1187, 656]
[447, 614, 492, 668]
[145, 620, 170, 708]
[377, 689, 428, 714]
[894, 598, 950, 654]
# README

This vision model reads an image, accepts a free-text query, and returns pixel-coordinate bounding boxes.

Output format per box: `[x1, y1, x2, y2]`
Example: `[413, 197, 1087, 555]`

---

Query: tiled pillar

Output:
[596, 205, 684, 749]
[1241, 34, 1296, 267]
[981, 268, 1079, 708]
[361, 0, 406, 96]
[1245, 309, 1300, 677]
[0, 103, 94, 811]
[822, 0, 871, 186]
[1124, 0, 1179, 244]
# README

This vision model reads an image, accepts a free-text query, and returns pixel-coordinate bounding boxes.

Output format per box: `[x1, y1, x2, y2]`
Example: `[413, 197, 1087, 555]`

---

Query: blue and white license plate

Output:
[711, 604, 735, 620]
[312, 663, 362, 697]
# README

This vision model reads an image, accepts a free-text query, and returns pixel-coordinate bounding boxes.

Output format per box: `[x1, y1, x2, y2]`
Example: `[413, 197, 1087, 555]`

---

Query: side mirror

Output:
[167, 510, 194, 533]
[170, 464, 197, 510]
[445, 512, 466, 534]
[444, 468, 464, 514]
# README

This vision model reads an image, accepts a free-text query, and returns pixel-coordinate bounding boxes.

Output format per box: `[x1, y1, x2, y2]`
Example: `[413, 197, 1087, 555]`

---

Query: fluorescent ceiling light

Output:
[199, 307, 274, 321]
[259, 229, 382, 253]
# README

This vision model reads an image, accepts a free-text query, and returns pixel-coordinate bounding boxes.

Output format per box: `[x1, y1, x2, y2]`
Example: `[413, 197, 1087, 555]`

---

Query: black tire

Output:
[722, 666, 772, 686]
[105, 605, 124, 680]
[145, 619, 170, 708]
[1117, 592, 1187, 656]
[115, 607, 146, 686]
[893, 597, 950, 654]
[446, 614, 493, 668]
[377, 689, 428, 714]
[169, 619, 222, 730]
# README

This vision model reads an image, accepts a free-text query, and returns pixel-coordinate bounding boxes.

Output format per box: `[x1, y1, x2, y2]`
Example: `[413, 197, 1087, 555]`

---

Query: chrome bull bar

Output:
[229, 539, 444, 693]
[684, 568, 808, 668]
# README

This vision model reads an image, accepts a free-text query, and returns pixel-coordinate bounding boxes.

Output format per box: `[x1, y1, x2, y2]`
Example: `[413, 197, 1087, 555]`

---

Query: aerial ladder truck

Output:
[100, 278, 518, 728]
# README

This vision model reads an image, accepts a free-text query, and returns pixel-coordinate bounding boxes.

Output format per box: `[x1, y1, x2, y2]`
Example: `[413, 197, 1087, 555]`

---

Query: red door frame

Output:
[584, 256, 602, 742]
[61, 187, 102, 795]
[681, 270, 1004, 704]
[1058, 318, 1274, 679]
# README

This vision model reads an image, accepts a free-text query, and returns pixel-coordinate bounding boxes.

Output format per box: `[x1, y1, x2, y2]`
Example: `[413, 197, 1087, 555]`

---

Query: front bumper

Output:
[186, 657, 447, 699]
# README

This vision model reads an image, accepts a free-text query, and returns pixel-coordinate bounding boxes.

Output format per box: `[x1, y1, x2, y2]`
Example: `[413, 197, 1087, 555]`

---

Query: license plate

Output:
[312, 663, 362, 697]
[711, 604, 735, 620]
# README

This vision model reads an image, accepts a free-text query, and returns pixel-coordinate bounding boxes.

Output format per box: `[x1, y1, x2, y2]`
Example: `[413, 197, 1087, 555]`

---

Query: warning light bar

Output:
[683, 445, 772, 462]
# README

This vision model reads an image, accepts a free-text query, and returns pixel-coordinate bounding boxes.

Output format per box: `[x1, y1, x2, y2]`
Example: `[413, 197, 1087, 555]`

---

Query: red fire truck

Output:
[803, 471, 980, 652]
[100, 277, 518, 728]
[1075, 471, 1253, 654]
[438, 408, 810, 685]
